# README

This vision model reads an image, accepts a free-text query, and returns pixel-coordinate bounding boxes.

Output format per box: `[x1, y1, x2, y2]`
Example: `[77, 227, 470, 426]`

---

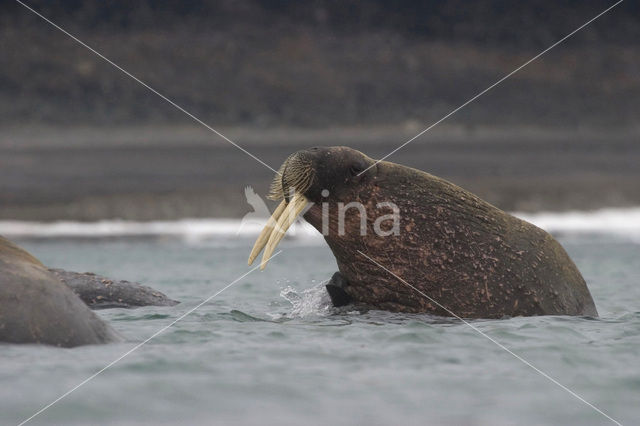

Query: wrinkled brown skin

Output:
[0, 236, 121, 346]
[292, 146, 598, 318]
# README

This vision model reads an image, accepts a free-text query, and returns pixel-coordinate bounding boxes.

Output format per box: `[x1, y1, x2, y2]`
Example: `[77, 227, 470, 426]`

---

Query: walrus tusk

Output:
[248, 200, 287, 265]
[260, 193, 308, 270]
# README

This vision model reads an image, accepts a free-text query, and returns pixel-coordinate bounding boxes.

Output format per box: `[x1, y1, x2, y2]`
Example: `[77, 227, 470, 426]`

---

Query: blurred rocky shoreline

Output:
[1, 124, 638, 221]
[1, 1, 638, 220]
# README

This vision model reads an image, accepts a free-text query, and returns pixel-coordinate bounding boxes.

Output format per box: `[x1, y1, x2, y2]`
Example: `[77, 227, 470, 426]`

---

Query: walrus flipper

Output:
[50, 269, 179, 309]
[325, 271, 352, 307]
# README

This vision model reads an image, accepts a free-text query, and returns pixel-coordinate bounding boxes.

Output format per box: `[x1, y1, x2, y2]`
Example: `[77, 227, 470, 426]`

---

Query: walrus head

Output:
[248, 146, 379, 267]
[248, 146, 598, 318]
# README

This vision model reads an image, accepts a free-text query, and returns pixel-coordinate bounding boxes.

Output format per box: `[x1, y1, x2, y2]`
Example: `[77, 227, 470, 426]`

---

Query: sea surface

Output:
[1, 209, 639, 425]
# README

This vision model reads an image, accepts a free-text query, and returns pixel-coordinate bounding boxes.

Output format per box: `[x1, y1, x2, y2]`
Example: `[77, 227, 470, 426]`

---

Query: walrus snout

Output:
[267, 150, 316, 202]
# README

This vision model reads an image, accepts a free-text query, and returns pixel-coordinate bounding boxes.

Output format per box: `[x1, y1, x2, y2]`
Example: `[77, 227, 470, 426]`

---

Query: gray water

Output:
[2, 233, 639, 425]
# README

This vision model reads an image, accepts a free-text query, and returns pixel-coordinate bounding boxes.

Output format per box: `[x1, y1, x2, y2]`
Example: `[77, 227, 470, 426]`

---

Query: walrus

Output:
[248, 146, 598, 318]
[0, 236, 121, 346]
[49, 269, 178, 309]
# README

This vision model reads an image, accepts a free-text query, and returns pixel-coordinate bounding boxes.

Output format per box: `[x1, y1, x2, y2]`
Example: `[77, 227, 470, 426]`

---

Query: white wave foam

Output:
[0, 218, 321, 240]
[514, 207, 640, 235]
[0, 207, 639, 239]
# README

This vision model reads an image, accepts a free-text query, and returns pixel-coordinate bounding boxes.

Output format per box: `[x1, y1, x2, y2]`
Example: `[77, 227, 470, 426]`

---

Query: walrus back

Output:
[0, 236, 121, 346]
[503, 221, 598, 316]
[413, 168, 599, 317]
[354, 162, 599, 318]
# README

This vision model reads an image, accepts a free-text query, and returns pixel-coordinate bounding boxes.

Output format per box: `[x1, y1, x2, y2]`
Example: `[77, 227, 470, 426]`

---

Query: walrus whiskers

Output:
[268, 155, 314, 201]
[268, 159, 290, 201]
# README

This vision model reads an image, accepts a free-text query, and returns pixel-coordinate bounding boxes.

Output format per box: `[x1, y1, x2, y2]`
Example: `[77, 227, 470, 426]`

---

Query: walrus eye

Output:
[349, 164, 363, 176]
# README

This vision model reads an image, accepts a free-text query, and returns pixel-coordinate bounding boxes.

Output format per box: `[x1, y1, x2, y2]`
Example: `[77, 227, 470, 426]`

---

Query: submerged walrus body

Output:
[249, 146, 598, 318]
[0, 236, 120, 346]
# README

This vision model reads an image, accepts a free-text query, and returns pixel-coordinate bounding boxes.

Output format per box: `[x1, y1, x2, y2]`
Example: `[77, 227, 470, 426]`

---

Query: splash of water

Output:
[279, 282, 334, 318]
